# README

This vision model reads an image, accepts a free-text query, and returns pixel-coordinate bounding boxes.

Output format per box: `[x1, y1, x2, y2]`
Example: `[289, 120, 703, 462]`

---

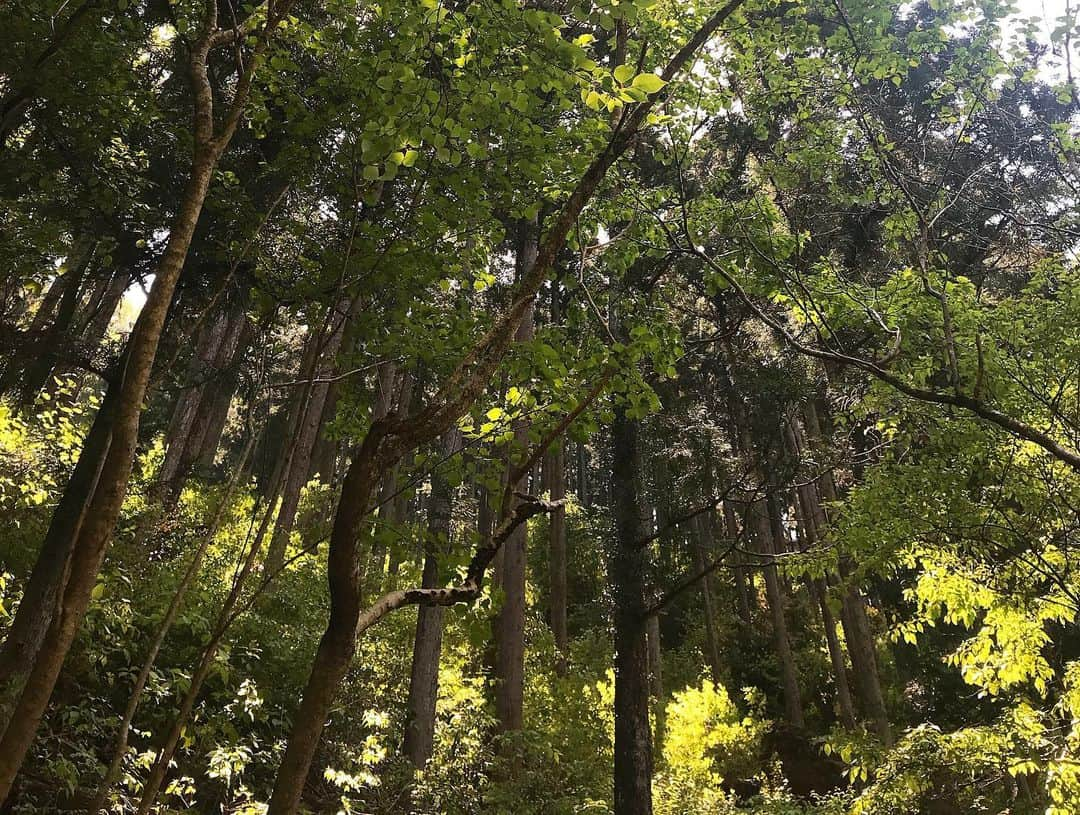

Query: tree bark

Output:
[265, 7, 748, 802]
[802, 404, 892, 745]
[1, 236, 97, 402]
[576, 440, 589, 508]
[748, 491, 804, 729]
[610, 408, 653, 815]
[266, 430, 386, 815]
[493, 219, 538, 734]
[89, 431, 256, 813]
[838, 579, 892, 744]
[545, 437, 568, 674]
[691, 514, 723, 683]
[723, 502, 753, 625]
[812, 577, 856, 730]
[403, 429, 461, 769]
[0, 142, 219, 803]
[265, 301, 350, 572]
[0, 6, 293, 796]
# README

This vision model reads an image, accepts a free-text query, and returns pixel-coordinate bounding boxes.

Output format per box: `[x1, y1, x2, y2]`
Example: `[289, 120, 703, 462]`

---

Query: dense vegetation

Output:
[1, 0, 1079, 812]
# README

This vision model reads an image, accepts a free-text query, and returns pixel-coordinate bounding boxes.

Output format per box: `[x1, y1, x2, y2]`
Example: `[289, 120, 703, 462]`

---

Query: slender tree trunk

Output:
[4, 236, 97, 402]
[723, 502, 753, 624]
[750, 493, 804, 729]
[403, 429, 461, 769]
[308, 382, 340, 484]
[493, 219, 538, 734]
[609, 408, 653, 815]
[812, 577, 856, 730]
[159, 307, 233, 494]
[802, 404, 893, 744]
[81, 269, 129, 347]
[546, 437, 568, 674]
[784, 420, 856, 730]
[89, 432, 256, 814]
[0, 135, 220, 802]
[265, 303, 349, 572]
[838, 580, 892, 744]
[544, 281, 568, 673]
[576, 440, 589, 508]
[191, 317, 252, 469]
[134, 485, 280, 814]
[692, 514, 723, 683]
[646, 614, 663, 700]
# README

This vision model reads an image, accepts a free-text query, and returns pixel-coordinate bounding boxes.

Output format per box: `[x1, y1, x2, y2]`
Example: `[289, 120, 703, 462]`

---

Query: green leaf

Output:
[614, 64, 635, 84]
[631, 73, 666, 94]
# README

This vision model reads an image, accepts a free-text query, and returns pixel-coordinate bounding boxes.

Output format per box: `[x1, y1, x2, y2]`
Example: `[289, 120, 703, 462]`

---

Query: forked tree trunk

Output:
[610, 408, 653, 815]
[403, 429, 461, 768]
[265, 9, 747, 801]
[266, 430, 387, 815]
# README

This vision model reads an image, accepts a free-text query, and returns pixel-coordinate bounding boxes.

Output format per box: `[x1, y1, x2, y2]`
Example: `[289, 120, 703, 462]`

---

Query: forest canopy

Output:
[1, 0, 1079, 812]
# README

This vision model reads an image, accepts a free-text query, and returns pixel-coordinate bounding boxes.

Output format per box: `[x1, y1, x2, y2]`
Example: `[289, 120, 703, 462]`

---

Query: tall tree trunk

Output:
[692, 514, 723, 683]
[576, 440, 589, 508]
[728, 397, 805, 730]
[811, 577, 856, 730]
[2, 236, 97, 402]
[0, 4, 294, 788]
[493, 219, 538, 735]
[89, 432, 256, 814]
[158, 305, 234, 495]
[802, 404, 892, 745]
[838, 580, 892, 744]
[609, 408, 653, 815]
[0, 120, 222, 802]
[748, 492, 804, 729]
[783, 420, 855, 731]
[545, 437, 568, 674]
[646, 614, 663, 700]
[308, 382, 340, 484]
[545, 278, 568, 674]
[722, 502, 753, 624]
[403, 429, 461, 769]
[266, 431, 387, 815]
[265, 301, 350, 572]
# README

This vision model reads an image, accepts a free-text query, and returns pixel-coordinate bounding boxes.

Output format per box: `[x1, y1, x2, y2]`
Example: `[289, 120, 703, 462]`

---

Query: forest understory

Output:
[1, 0, 1079, 813]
